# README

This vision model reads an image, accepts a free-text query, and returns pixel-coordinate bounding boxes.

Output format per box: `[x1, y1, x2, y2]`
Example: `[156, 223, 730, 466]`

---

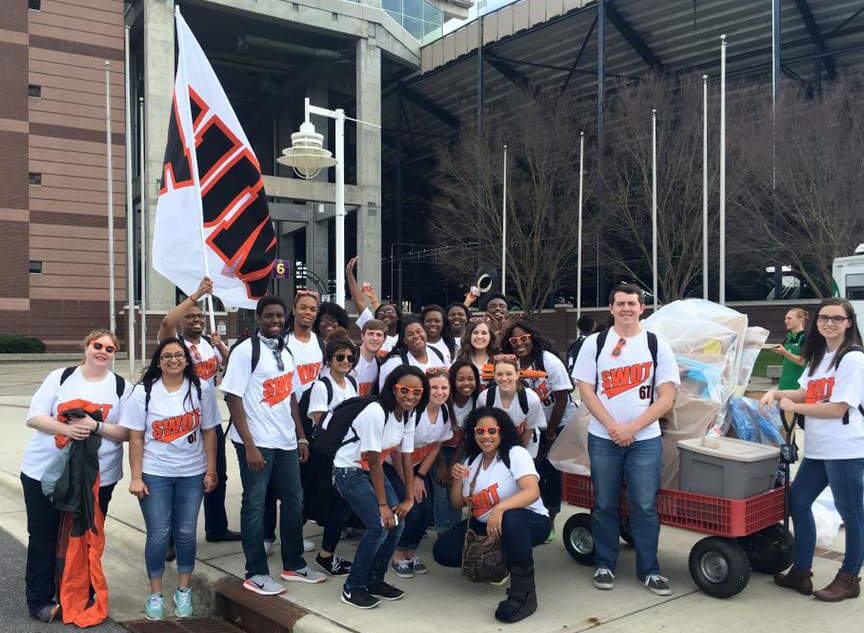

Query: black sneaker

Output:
[593, 567, 615, 590]
[367, 580, 405, 601]
[316, 553, 352, 576]
[341, 586, 380, 609]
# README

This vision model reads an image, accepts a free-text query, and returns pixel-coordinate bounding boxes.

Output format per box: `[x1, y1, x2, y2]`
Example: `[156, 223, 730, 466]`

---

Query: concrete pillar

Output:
[143, 0, 175, 312]
[355, 37, 382, 293]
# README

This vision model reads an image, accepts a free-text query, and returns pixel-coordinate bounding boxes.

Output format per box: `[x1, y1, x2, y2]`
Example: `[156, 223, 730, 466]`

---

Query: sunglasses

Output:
[160, 352, 186, 361]
[184, 314, 205, 321]
[91, 342, 116, 354]
[474, 427, 499, 436]
[294, 289, 321, 301]
[333, 353, 355, 363]
[469, 315, 491, 324]
[508, 333, 532, 345]
[611, 337, 627, 357]
[816, 315, 850, 324]
[395, 383, 424, 396]
[492, 353, 518, 363]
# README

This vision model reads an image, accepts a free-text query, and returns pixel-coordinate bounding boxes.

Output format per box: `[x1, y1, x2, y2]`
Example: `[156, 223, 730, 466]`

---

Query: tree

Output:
[427, 98, 591, 314]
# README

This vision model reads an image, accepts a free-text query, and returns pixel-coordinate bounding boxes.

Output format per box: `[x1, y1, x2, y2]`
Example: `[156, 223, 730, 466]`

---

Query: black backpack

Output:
[297, 374, 359, 438]
[593, 329, 659, 403]
[484, 383, 529, 414]
[797, 346, 864, 429]
[396, 345, 445, 365]
[227, 334, 294, 374]
[566, 335, 587, 376]
[60, 367, 125, 400]
[311, 396, 380, 457]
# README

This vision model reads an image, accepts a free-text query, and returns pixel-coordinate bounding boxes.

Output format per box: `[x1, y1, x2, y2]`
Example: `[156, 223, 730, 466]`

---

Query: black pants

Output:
[202, 423, 229, 537]
[432, 509, 550, 569]
[21, 473, 115, 616]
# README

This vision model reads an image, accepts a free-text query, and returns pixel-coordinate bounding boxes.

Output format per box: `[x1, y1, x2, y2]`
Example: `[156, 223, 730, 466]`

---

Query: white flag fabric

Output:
[153, 7, 276, 309]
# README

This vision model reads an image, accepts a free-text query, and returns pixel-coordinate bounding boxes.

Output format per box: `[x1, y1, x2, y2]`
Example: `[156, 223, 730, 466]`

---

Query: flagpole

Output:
[175, 7, 216, 333]
[719, 34, 727, 305]
[702, 74, 709, 300]
[501, 144, 508, 295]
[139, 97, 147, 364]
[651, 108, 658, 312]
[124, 27, 136, 375]
[105, 61, 116, 339]
[576, 131, 584, 319]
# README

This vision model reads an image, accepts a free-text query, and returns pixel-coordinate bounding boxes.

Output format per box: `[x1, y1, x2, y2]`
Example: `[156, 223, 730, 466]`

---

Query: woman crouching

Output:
[432, 406, 550, 623]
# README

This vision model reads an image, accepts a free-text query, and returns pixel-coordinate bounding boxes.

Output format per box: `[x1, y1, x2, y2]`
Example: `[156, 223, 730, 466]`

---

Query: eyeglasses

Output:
[184, 314, 205, 321]
[474, 427, 499, 436]
[160, 352, 186, 361]
[334, 353, 355, 363]
[611, 337, 627, 357]
[469, 315, 490, 324]
[91, 342, 116, 354]
[816, 315, 850, 324]
[377, 306, 398, 316]
[395, 383, 424, 396]
[508, 333, 532, 345]
[425, 367, 449, 377]
[492, 353, 518, 363]
[294, 289, 321, 301]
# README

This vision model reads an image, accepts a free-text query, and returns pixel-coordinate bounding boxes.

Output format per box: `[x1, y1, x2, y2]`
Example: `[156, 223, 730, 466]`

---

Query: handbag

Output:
[461, 458, 509, 583]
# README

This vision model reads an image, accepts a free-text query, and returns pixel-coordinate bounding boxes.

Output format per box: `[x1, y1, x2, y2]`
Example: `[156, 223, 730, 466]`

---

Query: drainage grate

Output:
[123, 617, 245, 633]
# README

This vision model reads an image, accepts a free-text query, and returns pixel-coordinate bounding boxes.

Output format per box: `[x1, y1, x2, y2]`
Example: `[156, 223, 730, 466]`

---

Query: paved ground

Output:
[0, 361, 861, 633]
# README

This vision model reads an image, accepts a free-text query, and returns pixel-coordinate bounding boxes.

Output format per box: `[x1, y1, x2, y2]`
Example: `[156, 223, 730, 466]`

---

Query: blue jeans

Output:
[334, 467, 404, 590]
[433, 510, 551, 568]
[383, 463, 433, 551]
[588, 434, 662, 577]
[234, 443, 305, 578]
[789, 457, 864, 575]
[139, 474, 204, 578]
[432, 447, 463, 532]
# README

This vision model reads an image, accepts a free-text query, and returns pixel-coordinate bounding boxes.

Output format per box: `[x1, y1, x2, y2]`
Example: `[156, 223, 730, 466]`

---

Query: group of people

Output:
[19, 266, 864, 625]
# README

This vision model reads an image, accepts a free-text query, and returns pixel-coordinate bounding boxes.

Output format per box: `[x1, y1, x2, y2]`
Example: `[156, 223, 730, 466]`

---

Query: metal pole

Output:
[395, 87, 403, 302]
[139, 97, 147, 363]
[105, 61, 116, 336]
[651, 108, 658, 312]
[577, 131, 585, 319]
[501, 144, 507, 295]
[124, 28, 135, 375]
[597, 0, 606, 161]
[771, 0, 783, 298]
[477, 14, 484, 134]
[335, 109, 346, 308]
[719, 34, 727, 305]
[703, 74, 709, 300]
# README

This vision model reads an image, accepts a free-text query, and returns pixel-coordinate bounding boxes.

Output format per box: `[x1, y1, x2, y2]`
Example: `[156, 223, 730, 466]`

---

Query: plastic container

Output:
[678, 437, 780, 499]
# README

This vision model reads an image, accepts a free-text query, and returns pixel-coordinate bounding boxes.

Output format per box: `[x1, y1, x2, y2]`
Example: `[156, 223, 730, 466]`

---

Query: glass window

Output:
[403, 0, 423, 20]
[382, 0, 401, 13]
[403, 16, 425, 39]
[423, 2, 443, 24]
[423, 20, 442, 40]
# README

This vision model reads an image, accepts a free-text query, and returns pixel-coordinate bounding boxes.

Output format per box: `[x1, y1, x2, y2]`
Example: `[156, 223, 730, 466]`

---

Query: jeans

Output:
[432, 509, 551, 568]
[203, 423, 229, 537]
[139, 474, 204, 578]
[383, 463, 433, 551]
[334, 467, 403, 590]
[588, 434, 662, 577]
[789, 457, 864, 575]
[235, 443, 305, 577]
[431, 447, 463, 532]
[21, 473, 115, 616]
[536, 455, 562, 515]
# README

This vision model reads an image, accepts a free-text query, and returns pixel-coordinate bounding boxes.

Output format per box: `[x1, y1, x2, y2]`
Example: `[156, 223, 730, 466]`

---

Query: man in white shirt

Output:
[157, 276, 238, 543]
[571, 284, 679, 597]
[221, 296, 326, 595]
[354, 319, 386, 395]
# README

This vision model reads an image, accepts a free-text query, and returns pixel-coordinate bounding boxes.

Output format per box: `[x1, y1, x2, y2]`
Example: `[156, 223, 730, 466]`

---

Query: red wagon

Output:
[561, 473, 793, 598]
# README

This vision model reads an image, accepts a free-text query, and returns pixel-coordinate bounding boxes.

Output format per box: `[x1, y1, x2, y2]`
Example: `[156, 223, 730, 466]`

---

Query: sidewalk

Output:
[0, 361, 861, 633]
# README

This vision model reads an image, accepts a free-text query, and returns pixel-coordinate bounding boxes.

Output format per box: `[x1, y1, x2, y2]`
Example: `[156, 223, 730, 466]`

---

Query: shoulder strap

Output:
[484, 383, 497, 408]
[250, 336, 261, 373]
[347, 374, 358, 391]
[517, 387, 529, 414]
[593, 330, 609, 393]
[202, 334, 213, 345]
[428, 345, 445, 362]
[647, 331, 659, 404]
[60, 366, 76, 385]
[322, 376, 334, 406]
[114, 373, 125, 398]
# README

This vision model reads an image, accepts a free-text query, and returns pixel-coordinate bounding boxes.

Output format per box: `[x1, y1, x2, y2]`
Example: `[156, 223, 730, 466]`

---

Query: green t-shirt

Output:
[778, 330, 806, 390]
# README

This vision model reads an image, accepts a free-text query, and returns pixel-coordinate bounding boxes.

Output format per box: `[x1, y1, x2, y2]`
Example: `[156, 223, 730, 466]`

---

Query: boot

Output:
[494, 565, 537, 623]
[813, 571, 861, 602]
[773, 567, 813, 595]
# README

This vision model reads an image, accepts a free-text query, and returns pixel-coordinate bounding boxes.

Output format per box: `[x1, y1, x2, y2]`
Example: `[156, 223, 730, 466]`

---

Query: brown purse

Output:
[461, 458, 509, 583]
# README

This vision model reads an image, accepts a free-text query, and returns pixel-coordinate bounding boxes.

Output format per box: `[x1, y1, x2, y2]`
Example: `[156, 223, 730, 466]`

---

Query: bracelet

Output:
[297, 438, 309, 446]
[415, 471, 425, 480]
[378, 502, 389, 507]
[94, 421, 102, 436]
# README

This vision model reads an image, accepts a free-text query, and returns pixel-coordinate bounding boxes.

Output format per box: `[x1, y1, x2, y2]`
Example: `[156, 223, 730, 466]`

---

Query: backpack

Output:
[593, 329, 659, 404]
[566, 335, 587, 376]
[297, 374, 359, 438]
[178, 333, 212, 346]
[397, 345, 445, 366]
[227, 334, 294, 374]
[841, 347, 864, 425]
[484, 383, 529, 414]
[311, 396, 380, 457]
[60, 367, 125, 400]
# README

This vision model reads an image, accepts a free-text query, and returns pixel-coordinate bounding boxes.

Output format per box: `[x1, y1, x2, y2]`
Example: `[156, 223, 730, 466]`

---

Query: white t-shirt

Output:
[355, 307, 398, 354]
[23, 367, 131, 485]
[287, 331, 323, 394]
[378, 348, 449, 391]
[800, 349, 864, 459]
[523, 351, 577, 428]
[332, 402, 415, 469]
[571, 329, 680, 442]
[461, 446, 548, 522]
[307, 376, 358, 416]
[120, 378, 221, 476]
[222, 337, 300, 450]
[428, 339, 453, 367]
[352, 354, 379, 396]
[406, 407, 453, 465]
[182, 336, 223, 387]
[485, 387, 547, 458]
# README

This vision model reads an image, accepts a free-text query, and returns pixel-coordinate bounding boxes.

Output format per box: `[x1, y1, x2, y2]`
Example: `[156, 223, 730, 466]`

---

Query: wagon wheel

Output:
[563, 513, 595, 566]
[688, 536, 750, 598]
[739, 523, 794, 574]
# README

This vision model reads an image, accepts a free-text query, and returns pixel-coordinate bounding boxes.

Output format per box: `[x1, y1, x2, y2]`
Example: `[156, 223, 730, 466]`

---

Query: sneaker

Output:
[544, 528, 556, 544]
[390, 559, 414, 579]
[593, 567, 615, 590]
[341, 586, 380, 609]
[316, 553, 352, 576]
[263, 539, 274, 556]
[367, 580, 405, 601]
[303, 538, 316, 552]
[281, 565, 327, 584]
[243, 574, 285, 596]
[489, 573, 510, 586]
[644, 574, 672, 596]
[33, 603, 61, 623]
[144, 592, 165, 620]
[173, 587, 193, 618]
[409, 556, 428, 574]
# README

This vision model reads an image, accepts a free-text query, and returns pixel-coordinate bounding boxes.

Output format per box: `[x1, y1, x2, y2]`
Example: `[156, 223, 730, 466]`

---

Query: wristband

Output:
[415, 471, 426, 480]
[297, 438, 309, 445]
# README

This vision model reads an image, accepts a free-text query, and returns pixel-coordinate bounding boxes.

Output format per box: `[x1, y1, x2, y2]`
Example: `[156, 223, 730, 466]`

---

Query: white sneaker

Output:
[303, 538, 315, 552]
[263, 540, 274, 556]
[281, 565, 327, 584]
[243, 575, 285, 596]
